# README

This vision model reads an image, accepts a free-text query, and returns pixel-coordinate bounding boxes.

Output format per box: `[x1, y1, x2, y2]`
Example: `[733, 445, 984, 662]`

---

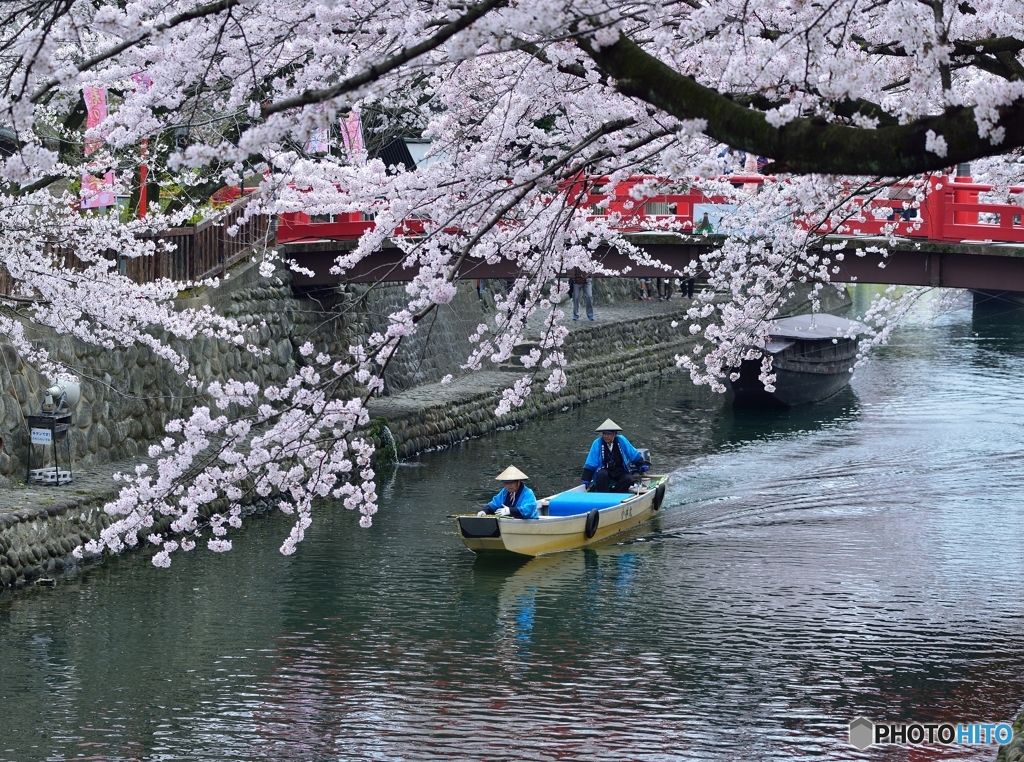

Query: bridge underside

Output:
[282, 235, 1024, 292]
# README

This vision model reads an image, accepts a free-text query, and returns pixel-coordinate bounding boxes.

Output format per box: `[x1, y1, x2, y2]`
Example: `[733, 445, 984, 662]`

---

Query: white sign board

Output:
[30, 428, 52, 445]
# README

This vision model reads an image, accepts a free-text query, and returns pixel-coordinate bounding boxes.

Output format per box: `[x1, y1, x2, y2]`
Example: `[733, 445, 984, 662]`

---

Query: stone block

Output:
[75, 401, 92, 428]
[13, 375, 29, 405]
[275, 339, 292, 366]
[1, 342, 22, 371]
[95, 423, 110, 449]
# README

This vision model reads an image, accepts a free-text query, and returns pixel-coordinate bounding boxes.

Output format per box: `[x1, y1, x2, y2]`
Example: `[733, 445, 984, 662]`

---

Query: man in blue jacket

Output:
[478, 465, 539, 519]
[581, 419, 649, 493]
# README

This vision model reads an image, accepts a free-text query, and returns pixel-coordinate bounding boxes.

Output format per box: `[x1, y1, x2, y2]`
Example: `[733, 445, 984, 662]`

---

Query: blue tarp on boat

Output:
[547, 491, 630, 516]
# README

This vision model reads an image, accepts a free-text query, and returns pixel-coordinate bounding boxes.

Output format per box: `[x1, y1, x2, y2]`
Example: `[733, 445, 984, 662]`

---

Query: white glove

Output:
[477, 510, 487, 516]
[495, 507, 511, 517]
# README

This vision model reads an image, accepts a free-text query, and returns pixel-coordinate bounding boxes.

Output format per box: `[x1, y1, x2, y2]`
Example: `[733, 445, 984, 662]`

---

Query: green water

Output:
[3, 290, 1024, 761]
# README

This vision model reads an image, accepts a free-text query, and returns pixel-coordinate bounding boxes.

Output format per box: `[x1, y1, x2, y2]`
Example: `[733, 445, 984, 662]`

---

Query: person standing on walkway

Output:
[572, 267, 594, 321]
[638, 278, 653, 300]
[581, 419, 649, 493]
[478, 466, 538, 519]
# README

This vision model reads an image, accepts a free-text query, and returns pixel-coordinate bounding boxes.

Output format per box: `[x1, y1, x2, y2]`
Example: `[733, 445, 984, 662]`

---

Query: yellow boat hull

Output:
[456, 476, 668, 557]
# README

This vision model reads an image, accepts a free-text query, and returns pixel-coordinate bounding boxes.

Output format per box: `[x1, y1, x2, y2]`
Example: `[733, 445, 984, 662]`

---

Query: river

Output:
[2, 289, 1024, 761]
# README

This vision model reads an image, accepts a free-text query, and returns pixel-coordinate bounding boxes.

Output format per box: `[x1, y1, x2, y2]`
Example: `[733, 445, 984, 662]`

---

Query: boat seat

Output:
[546, 491, 631, 516]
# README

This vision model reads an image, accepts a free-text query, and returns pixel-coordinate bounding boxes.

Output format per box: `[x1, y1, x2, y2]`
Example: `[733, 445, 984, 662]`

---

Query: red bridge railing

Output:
[3, 176, 1021, 299]
[278, 175, 1024, 246]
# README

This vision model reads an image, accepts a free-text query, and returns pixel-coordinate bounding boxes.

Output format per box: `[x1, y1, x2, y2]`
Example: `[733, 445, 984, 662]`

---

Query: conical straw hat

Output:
[595, 418, 623, 432]
[496, 465, 529, 481]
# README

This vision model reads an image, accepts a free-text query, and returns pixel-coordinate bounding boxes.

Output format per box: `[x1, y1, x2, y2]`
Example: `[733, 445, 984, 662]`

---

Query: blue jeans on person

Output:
[573, 280, 593, 320]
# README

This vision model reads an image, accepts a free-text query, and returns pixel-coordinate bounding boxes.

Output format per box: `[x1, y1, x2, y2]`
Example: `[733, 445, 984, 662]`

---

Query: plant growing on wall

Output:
[1, 0, 1022, 563]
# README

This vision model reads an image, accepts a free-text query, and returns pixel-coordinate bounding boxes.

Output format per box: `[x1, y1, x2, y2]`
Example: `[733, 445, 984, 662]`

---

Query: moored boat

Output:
[456, 476, 669, 557]
[728, 313, 862, 407]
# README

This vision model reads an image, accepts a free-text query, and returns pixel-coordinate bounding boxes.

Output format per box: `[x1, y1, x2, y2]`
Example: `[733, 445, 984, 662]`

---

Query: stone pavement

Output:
[543, 290, 686, 327]
[369, 296, 689, 415]
[0, 455, 157, 526]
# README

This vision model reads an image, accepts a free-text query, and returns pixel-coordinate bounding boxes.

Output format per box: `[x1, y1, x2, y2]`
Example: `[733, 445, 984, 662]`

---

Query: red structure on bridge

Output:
[276, 174, 1024, 292]
[279, 175, 1024, 246]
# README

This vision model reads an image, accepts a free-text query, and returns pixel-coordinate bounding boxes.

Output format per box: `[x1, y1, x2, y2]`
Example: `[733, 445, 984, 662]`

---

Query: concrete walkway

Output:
[0, 456, 157, 527]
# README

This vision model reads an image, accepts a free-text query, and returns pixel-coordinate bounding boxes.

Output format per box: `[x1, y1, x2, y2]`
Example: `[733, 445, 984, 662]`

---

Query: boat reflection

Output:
[710, 384, 860, 449]
[486, 546, 650, 653]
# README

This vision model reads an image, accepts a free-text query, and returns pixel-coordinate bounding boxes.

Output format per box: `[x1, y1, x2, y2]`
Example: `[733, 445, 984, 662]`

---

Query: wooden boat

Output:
[727, 314, 862, 407]
[455, 476, 669, 557]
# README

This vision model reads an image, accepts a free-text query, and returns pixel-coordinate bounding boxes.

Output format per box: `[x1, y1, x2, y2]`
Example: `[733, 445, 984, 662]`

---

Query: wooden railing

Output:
[133, 195, 273, 283]
[0, 195, 273, 297]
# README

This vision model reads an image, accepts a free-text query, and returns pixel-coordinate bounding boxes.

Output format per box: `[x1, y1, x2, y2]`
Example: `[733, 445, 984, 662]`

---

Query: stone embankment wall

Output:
[0, 502, 111, 586]
[370, 304, 694, 459]
[311, 277, 638, 394]
[0, 271, 656, 486]
[0, 263, 301, 485]
[0, 266, 686, 586]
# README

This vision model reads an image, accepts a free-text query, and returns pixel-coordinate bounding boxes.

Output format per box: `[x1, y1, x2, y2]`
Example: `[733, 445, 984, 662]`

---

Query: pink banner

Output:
[83, 86, 107, 157]
[339, 108, 365, 160]
[81, 172, 116, 209]
[82, 86, 114, 208]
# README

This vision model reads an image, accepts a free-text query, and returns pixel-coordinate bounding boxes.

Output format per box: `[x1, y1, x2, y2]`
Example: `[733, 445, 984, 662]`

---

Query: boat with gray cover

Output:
[727, 314, 863, 407]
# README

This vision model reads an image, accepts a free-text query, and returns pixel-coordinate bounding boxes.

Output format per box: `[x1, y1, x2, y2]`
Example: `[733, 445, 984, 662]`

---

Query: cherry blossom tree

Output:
[1, 0, 1022, 563]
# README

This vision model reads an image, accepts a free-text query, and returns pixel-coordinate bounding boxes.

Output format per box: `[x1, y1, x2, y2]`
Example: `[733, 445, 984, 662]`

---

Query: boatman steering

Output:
[478, 465, 539, 519]
[582, 419, 649, 494]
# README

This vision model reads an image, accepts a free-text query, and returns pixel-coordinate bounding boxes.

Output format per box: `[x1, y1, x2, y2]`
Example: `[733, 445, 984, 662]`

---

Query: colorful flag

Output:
[81, 86, 115, 208]
[339, 108, 365, 162]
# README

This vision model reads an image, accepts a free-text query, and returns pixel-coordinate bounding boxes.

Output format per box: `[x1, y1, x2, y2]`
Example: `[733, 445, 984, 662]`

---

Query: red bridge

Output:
[278, 174, 1024, 292]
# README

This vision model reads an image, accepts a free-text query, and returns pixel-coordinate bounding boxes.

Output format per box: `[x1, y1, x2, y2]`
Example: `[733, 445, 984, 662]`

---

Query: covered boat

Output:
[728, 313, 862, 407]
[455, 476, 669, 557]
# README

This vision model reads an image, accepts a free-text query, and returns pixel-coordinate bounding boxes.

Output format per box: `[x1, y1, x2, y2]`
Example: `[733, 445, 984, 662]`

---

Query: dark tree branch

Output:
[952, 35, 1024, 56]
[995, 50, 1024, 81]
[29, 0, 243, 103]
[727, 91, 900, 127]
[578, 33, 1024, 175]
[970, 52, 1020, 81]
[262, 0, 507, 117]
[853, 34, 1024, 62]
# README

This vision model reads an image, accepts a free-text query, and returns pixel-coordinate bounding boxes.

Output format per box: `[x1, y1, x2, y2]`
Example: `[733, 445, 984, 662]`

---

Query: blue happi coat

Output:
[485, 485, 538, 519]
[581, 435, 644, 484]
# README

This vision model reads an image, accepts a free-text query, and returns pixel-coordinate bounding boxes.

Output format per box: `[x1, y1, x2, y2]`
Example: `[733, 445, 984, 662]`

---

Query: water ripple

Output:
[3, 292, 1024, 761]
